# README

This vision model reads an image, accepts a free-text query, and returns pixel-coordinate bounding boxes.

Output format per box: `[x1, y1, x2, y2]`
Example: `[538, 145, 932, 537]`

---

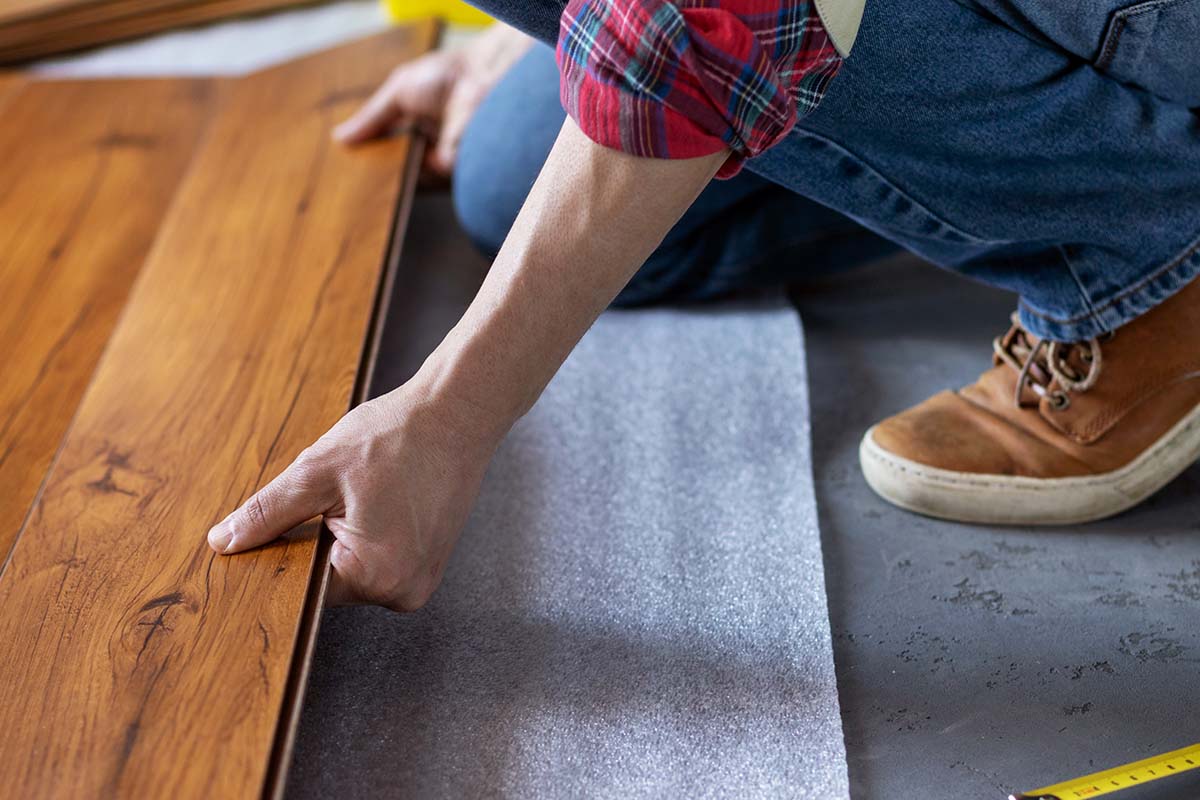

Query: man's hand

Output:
[333, 23, 532, 176]
[206, 382, 501, 610]
[210, 120, 726, 610]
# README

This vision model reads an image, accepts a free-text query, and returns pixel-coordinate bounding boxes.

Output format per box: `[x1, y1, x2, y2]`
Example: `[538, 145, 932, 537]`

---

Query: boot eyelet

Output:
[1049, 391, 1071, 411]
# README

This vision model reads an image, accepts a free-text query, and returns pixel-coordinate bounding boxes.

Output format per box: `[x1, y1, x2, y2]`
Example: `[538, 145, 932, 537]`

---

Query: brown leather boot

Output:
[860, 277, 1200, 525]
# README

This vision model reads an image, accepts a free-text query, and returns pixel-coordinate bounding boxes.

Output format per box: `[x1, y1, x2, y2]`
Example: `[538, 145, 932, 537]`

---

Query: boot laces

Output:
[993, 314, 1104, 409]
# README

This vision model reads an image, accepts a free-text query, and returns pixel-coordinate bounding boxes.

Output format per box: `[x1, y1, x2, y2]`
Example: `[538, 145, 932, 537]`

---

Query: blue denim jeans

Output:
[454, 0, 1200, 341]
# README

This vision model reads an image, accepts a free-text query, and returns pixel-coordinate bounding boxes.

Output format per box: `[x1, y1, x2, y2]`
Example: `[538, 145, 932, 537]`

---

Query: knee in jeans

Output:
[451, 45, 564, 256]
[452, 133, 516, 256]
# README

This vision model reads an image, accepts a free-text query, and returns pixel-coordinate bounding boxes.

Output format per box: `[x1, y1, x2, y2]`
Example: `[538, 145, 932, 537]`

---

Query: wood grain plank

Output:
[0, 0, 318, 63]
[0, 77, 214, 564]
[0, 0, 86, 25]
[0, 70, 22, 100]
[0, 24, 436, 799]
[262, 128, 426, 800]
[0, 0, 195, 48]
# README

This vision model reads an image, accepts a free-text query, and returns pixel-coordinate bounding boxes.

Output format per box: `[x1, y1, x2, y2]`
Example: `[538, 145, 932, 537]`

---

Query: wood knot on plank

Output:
[139, 592, 185, 613]
[105, 448, 132, 468]
[86, 466, 136, 496]
[85, 445, 165, 507]
[132, 593, 190, 665]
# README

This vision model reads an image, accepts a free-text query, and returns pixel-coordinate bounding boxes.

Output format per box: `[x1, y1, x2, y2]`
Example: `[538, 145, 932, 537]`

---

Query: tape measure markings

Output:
[1009, 742, 1200, 800]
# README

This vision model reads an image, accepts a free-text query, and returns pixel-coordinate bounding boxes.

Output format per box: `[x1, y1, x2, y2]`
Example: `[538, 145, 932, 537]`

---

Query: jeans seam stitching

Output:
[1097, 15, 1129, 68]
[1098, 0, 1199, 68]
[1055, 244, 1105, 332]
[1019, 230, 1200, 325]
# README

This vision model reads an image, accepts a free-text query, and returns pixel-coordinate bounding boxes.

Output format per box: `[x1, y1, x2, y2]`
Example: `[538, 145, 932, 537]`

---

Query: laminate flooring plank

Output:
[0, 70, 22, 100]
[0, 0, 83, 25]
[0, 0, 296, 42]
[0, 24, 436, 799]
[0, 0, 192, 49]
[0, 0, 318, 63]
[0, 70, 22, 111]
[0, 77, 214, 564]
[262, 126, 426, 800]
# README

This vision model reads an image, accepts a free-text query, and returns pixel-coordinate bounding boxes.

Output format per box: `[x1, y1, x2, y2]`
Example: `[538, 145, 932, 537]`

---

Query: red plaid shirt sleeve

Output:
[556, 0, 842, 178]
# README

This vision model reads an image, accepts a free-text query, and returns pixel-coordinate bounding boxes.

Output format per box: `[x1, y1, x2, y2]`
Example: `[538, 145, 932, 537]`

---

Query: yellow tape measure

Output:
[1010, 742, 1200, 800]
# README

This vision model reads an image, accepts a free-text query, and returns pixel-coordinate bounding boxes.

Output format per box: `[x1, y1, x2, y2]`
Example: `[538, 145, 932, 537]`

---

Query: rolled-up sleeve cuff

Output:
[556, 0, 842, 178]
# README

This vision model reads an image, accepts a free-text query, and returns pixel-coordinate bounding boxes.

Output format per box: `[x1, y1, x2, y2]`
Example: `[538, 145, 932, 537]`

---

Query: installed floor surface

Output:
[0, 76, 212, 561]
[291, 195, 1200, 799]
[290, 199, 847, 798]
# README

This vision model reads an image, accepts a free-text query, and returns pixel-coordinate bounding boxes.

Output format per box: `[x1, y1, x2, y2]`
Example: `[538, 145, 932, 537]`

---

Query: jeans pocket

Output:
[1095, 0, 1200, 106]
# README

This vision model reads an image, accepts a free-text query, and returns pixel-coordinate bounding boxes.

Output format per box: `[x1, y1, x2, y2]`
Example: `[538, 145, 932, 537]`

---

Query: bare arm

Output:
[422, 119, 725, 436]
[207, 119, 726, 610]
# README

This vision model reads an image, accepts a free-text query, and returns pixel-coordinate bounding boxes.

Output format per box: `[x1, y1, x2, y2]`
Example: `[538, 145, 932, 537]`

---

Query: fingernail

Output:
[207, 524, 234, 554]
[332, 122, 351, 141]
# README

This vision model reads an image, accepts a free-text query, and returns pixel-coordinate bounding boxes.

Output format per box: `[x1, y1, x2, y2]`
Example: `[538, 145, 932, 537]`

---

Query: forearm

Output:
[406, 119, 726, 439]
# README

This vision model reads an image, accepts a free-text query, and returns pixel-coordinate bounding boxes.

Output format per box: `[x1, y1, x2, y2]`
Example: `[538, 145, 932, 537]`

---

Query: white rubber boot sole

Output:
[859, 401, 1200, 526]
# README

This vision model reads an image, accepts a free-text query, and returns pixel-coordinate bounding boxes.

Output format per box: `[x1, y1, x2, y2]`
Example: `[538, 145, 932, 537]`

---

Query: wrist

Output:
[399, 333, 525, 449]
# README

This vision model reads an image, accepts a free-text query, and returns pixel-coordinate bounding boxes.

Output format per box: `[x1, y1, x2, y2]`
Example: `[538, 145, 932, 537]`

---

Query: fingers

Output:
[207, 449, 333, 555]
[428, 81, 481, 175]
[333, 53, 453, 145]
[325, 537, 438, 613]
[325, 541, 362, 607]
[333, 76, 406, 144]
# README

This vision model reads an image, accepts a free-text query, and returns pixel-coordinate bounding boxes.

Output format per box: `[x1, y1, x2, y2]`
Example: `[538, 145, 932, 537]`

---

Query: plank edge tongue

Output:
[260, 129, 430, 800]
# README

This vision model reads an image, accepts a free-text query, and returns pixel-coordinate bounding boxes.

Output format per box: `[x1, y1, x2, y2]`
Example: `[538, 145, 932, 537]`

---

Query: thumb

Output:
[207, 450, 334, 555]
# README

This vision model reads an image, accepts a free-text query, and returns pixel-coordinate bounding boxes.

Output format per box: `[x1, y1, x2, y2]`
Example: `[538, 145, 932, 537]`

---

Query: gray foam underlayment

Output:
[291, 196, 1200, 799]
[290, 305, 848, 798]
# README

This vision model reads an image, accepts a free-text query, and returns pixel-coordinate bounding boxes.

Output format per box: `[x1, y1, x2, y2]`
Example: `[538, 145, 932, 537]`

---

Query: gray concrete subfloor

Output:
[793, 257, 1200, 800]
[290, 193, 1200, 799]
